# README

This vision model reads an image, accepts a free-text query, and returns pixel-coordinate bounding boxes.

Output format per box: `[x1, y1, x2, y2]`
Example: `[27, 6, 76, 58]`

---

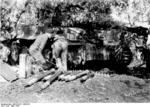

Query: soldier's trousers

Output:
[29, 34, 49, 64]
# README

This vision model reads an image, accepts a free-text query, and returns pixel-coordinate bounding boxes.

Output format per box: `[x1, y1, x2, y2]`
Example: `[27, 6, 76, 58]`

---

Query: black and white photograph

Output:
[0, 0, 150, 104]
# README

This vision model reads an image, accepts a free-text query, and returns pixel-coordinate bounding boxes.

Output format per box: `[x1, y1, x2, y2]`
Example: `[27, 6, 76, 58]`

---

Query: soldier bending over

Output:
[29, 30, 68, 71]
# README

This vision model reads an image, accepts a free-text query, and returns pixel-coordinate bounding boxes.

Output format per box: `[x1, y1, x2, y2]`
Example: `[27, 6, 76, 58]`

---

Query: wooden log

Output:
[58, 74, 68, 81]
[80, 72, 95, 83]
[58, 70, 90, 82]
[40, 70, 63, 90]
[58, 72, 71, 81]
[43, 74, 53, 81]
[66, 70, 90, 82]
[19, 54, 27, 78]
[25, 69, 55, 87]
[64, 75, 76, 82]
[19, 54, 34, 78]
[75, 70, 89, 78]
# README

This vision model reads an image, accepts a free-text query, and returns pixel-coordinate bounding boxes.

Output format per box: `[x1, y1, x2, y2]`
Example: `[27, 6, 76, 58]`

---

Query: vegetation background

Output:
[0, 0, 150, 39]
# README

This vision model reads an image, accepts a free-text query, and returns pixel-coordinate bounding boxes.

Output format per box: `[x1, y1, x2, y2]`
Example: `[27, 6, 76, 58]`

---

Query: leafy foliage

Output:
[0, 0, 31, 39]
[35, 0, 116, 29]
[1, 0, 149, 41]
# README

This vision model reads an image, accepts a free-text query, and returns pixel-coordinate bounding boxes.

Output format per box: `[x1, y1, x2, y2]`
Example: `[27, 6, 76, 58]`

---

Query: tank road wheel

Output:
[115, 46, 133, 67]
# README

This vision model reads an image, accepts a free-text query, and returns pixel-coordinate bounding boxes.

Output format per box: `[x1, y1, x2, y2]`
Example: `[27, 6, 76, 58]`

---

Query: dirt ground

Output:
[1, 70, 150, 104]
